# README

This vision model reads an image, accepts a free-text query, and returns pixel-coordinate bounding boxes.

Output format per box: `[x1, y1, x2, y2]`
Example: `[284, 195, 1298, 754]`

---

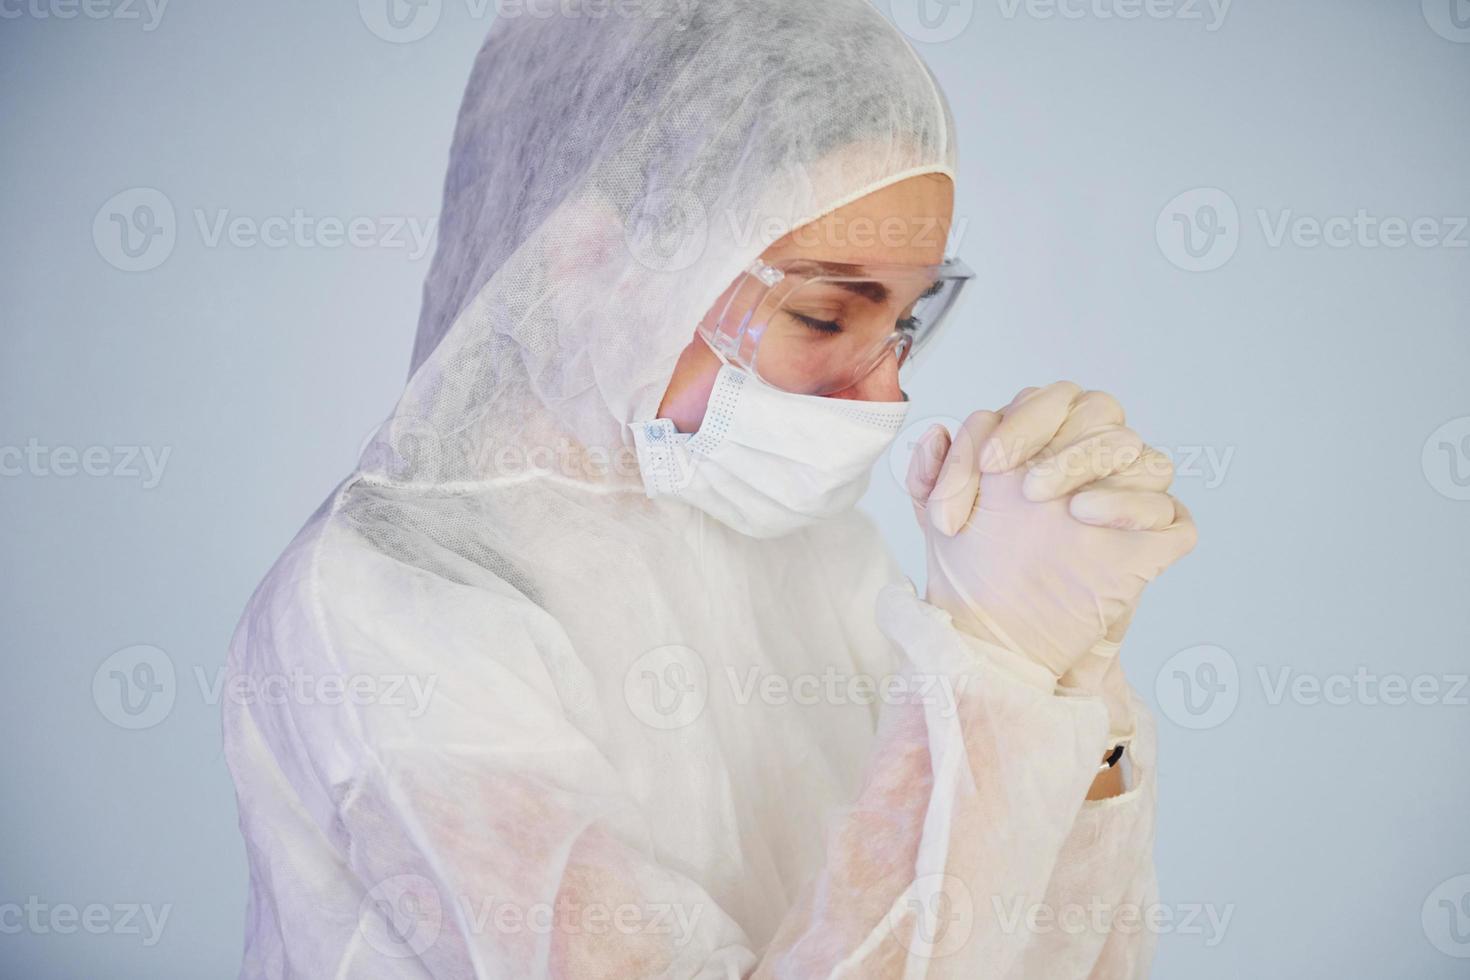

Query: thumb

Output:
[905, 424, 951, 531]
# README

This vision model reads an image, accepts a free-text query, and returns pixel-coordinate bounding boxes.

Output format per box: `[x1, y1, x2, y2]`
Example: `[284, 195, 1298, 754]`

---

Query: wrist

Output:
[949, 624, 1059, 694]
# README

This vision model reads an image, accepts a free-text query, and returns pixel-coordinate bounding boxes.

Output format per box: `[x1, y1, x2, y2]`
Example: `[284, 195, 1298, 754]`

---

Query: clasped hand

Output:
[905, 382, 1198, 700]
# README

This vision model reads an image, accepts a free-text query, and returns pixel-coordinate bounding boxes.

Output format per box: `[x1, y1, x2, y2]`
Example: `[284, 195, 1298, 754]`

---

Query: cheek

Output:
[656, 331, 724, 432]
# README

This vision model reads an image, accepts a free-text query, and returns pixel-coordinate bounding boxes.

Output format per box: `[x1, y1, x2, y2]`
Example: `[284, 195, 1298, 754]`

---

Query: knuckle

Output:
[1080, 389, 1125, 423]
[1123, 444, 1166, 478]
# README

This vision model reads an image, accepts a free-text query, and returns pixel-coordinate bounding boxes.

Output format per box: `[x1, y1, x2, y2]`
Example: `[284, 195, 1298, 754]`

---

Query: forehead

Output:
[762, 172, 955, 268]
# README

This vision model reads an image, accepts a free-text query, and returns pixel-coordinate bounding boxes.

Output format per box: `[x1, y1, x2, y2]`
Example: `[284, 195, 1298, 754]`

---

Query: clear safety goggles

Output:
[699, 256, 975, 396]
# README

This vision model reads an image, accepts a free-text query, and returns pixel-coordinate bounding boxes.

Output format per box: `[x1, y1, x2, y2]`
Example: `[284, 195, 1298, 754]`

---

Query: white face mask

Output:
[630, 364, 911, 538]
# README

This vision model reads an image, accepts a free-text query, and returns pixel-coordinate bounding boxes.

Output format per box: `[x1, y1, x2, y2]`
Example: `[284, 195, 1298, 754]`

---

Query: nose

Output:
[827, 350, 904, 402]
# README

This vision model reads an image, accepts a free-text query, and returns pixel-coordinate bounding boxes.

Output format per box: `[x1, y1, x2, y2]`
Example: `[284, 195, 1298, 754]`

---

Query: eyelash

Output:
[791, 313, 843, 334]
[791, 314, 924, 334]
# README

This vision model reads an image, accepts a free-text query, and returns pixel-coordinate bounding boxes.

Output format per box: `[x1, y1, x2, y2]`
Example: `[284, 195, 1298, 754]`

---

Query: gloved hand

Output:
[904, 382, 1198, 684]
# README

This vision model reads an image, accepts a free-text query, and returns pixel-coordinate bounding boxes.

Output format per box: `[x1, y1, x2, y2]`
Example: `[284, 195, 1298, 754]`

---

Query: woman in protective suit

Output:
[223, 2, 1197, 977]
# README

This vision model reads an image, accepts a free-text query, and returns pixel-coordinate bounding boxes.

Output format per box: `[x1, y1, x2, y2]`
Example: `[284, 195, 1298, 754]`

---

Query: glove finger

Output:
[1085, 445, 1174, 493]
[1142, 495, 1200, 566]
[1040, 389, 1126, 454]
[1024, 425, 1146, 501]
[1161, 496, 1199, 552]
[1022, 390, 1127, 495]
[930, 409, 1002, 535]
[978, 380, 1082, 472]
[904, 423, 951, 529]
[1001, 385, 1041, 413]
[1069, 488, 1179, 530]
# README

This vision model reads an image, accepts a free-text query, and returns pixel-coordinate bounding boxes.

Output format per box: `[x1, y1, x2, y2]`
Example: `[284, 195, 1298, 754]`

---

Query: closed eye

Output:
[794, 312, 926, 335]
[791, 312, 843, 334]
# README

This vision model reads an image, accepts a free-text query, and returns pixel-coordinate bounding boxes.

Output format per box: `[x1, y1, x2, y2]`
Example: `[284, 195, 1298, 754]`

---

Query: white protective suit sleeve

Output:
[751, 582, 1154, 978]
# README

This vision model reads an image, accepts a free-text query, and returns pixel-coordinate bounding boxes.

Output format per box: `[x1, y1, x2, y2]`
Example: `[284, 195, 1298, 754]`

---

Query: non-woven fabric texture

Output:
[223, 2, 1157, 976]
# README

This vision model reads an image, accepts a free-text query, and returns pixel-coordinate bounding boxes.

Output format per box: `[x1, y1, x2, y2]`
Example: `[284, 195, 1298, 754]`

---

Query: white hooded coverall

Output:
[223, 2, 1160, 976]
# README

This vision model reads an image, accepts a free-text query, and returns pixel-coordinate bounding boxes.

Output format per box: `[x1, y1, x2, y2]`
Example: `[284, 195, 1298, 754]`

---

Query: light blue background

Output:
[2, 1, 1467, 976]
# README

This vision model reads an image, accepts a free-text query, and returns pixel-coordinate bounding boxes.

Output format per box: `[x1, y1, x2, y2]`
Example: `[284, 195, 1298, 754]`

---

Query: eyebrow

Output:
[829, 275, 944, 306]
[791, 260, 942, 306]
[833, 279, 889, 304]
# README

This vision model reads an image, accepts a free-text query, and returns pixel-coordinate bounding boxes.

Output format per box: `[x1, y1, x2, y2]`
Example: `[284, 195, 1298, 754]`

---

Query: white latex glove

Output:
[989, 383, 1182, 729]
[905, 384, 1198, 684]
